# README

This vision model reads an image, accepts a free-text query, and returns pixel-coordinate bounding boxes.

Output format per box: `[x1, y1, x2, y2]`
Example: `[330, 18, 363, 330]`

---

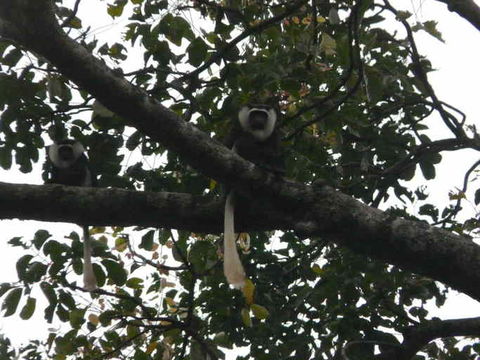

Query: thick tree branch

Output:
[382, 138, 480, 177]
[377, 316, 480, 360]
[2, 181, 480, 303]
[435, 0, 480, 31]
[0, 182, 287, 233]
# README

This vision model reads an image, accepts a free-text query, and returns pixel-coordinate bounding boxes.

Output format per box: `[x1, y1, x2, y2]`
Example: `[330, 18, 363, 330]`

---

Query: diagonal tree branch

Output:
[434, 0, 480, 31]
[377, 316, 480, 359]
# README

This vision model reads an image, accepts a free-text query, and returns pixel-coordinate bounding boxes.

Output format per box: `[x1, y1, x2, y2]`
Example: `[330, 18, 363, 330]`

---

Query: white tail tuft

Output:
[224, 192, 246, 288]
[83, 226, 97, 291]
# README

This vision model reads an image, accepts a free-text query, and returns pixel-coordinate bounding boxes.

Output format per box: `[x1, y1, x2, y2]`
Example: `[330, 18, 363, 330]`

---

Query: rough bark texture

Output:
[377, 316, 480, 359]
[2, 180, 480, 303]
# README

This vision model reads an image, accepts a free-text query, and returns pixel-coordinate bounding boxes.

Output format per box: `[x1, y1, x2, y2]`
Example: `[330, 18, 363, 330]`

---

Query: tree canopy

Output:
[1, 0, 480, 359]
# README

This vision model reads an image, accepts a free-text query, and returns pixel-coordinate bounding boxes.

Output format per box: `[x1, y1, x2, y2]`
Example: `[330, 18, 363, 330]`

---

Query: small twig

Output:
[382, 0, 466, 139]
[168, 230, 193, 272]
[285, 1, 364, 140]
[96, 329, 148, 360]
[65, 283, 155, 317]
[61, 0, 82, 28]
[371, 137, 480, 207]
[127, 241, 187, 271]
[179, 0, 308, 82]
[433, 158, 480, 225]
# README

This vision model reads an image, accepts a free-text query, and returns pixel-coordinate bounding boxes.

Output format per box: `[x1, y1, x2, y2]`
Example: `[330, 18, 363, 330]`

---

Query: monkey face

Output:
[58, 145, 75, 161]
[238, 104, 277, 141]
[248, 110, 269, 130]
[48, 140, 86, 169]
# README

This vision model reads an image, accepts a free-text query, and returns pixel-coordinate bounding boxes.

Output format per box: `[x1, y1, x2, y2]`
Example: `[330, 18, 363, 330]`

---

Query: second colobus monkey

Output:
[223, 104, 284, 288]
[45, 139, 97, 291]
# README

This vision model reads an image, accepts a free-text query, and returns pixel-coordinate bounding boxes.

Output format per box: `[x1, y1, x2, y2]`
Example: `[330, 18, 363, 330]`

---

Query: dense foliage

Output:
[1, 0, 479, 359]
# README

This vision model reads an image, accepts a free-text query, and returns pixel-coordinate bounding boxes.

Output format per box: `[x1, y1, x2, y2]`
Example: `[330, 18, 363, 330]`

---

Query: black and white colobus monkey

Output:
[223, 104, 284, 288]
[46, 139, 97, 291]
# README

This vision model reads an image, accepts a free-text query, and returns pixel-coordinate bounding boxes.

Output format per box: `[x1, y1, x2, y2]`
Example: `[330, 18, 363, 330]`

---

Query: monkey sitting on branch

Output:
[223, 104, 285, 288]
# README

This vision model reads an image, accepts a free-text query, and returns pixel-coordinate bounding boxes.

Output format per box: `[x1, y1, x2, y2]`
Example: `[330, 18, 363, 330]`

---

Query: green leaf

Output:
[419, 204, 438, 221]
[99, 310, 117, 326]
[108, 43, 128, 60]
[422, 21, 444, 42]
[65, 17, 82, 29]
[134, 349, 150, 360]
[92, 100, 114, 118]
[115, 236, 128, 252]
[40, 282, 58, 305]
[0, 283, 13, 297]
[140, 230, 155, 250]
[93, 263, 107, 287]
[475, 189, 480, 205]
[311, 264, 323, 275]
[19, 297, 36, 320]
[241, 308, 252, 327]
[47, 76, 64, 100]
[250, 304, 269, 320]
[158, 14, 194, 46]
[102, 259, 128, 286]
[107, 3, 125, 18]
[58, 306, 70, 323]
[16, 254, 33, 281]
[357, 0, 374, 18]
[126, 277, 144, 289]
[213, 332, 231, 348]
[419, 160, 436, 180]
[2, 288, 22, 317]
[43, 240, 71, 259]
[320, 33, 336, 55]
[32, 230, 51, 250]
[8, 236, 25, 248]
[69, 308, 86, 329]
[0, 147, 12, 169]
[242, 279, 255, 305]
[152, 40, 173, 66]
[396, 10, 412, 20]
[188, 241, 217, 273]
[25, 262, 48, 283]
[59, 291, 76, 310]
[187, 38, 208, 67]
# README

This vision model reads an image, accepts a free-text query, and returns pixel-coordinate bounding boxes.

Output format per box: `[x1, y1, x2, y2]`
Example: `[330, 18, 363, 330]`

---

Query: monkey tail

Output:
[223, 192, 246, 288]
[82, 226, 97, 291]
